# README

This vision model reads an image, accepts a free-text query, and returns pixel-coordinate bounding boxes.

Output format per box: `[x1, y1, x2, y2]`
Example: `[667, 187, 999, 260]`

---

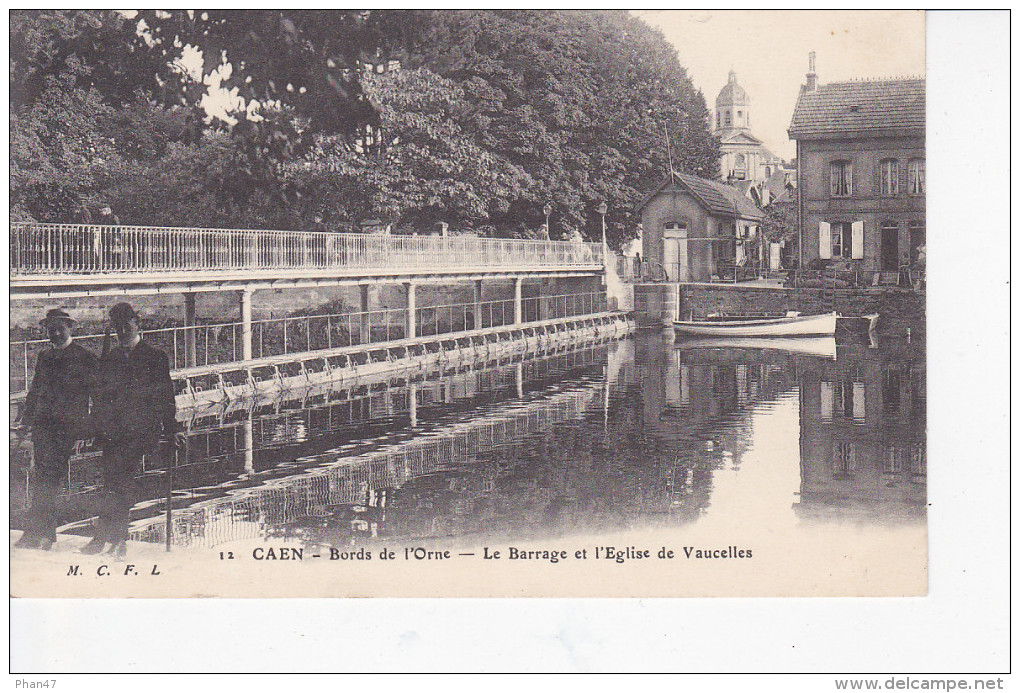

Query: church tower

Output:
[714, 69, 751, 133]
[712, 70, 782, 185]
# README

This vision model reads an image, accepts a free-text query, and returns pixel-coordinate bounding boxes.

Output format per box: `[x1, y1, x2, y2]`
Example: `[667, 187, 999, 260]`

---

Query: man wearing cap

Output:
[17, 309, 98, 550]
[86, 302, 181, 557]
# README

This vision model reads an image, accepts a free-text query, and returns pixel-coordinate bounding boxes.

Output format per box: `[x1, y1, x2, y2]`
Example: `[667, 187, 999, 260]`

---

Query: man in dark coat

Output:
[18, 309, 98, 550]
[85, 302, 181, 557]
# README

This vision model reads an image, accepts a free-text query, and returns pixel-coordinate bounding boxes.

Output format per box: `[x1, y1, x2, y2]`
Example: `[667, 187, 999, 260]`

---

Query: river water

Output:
[11, 320, 925, 557]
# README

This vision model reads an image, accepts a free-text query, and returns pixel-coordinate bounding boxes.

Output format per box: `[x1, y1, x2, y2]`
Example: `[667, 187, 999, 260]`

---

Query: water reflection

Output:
[10, 323, 926, 550]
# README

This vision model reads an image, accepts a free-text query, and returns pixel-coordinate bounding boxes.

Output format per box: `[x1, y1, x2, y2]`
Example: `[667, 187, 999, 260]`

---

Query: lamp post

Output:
[596, 201, 608, 248]
[543, 202, 552, 239]
[596, 201, 608, 270]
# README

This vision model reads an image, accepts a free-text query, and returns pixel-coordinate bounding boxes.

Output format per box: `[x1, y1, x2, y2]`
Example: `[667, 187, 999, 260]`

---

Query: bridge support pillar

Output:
[408, 382, 418, 428]
[515, 363, 524, 398]
[239, 288, 253, 361]
[359, 285, 371, 345]
[405, 282, 416, 340]
[513, 277, 523, 325]
[184, 292, 198, 368]
[473, 280, 483, 330]
[243, 416, 254, 474]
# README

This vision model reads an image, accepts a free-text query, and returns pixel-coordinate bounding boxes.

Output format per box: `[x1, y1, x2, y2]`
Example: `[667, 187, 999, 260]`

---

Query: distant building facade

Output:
[714, 70, 785, 185]
[637, 173, 764, 282]
[788, 54, 925, 275]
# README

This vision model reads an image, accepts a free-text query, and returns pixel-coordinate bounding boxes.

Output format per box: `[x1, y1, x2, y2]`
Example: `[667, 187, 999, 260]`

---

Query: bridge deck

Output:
[10, 223, 605, 296]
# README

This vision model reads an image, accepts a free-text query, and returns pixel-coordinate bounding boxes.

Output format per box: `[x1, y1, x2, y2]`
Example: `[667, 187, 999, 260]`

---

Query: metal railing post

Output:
[513, 278, 523, 325]
[184, 293, 198, 369]
[239, 289, 253, 361]
[405, 282, 417, 340]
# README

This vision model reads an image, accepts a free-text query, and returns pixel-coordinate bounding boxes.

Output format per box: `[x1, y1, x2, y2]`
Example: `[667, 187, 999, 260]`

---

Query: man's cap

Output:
[39, 308, 75, 327]
[109, 302, 139, 322]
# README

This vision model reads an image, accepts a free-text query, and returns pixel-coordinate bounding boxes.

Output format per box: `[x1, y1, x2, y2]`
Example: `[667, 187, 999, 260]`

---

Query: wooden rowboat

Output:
[674, 336, 837, 360]
[674, 311, 837, 337]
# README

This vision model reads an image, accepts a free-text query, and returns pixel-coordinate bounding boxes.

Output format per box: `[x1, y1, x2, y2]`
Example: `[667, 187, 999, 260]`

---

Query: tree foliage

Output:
[11, 10, 720, 249]
[410, 11, 718, 245]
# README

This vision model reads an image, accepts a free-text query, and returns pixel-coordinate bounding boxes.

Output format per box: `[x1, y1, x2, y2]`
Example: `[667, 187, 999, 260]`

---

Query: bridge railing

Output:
[10, 291, 610, 397]
[10, 223, 605, 275]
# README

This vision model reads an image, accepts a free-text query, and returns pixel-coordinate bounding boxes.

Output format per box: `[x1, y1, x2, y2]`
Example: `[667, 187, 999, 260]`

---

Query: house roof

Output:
[788, 78, 925, 138]
[636, 172, 764, 221]
[763, 170, 791, 200]
[771, 186, 795, 205]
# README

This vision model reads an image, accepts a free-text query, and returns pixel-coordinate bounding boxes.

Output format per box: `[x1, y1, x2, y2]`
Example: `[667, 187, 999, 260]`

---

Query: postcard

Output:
[10, 10, 928, 602]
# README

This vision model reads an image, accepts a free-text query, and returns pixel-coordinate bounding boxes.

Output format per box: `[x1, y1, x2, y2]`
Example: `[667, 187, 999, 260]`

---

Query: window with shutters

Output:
[830, 160, 852, 197]
[822, 380, 866, 423]
[908, 158, 925, 195]
[879, 158, 899, 196]
[830, 222, 853, 258]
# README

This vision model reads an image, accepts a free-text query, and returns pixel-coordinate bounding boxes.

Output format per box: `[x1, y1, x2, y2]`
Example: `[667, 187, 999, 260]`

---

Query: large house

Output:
[637, 172, 764, 282]
[788, 54, 925, 277]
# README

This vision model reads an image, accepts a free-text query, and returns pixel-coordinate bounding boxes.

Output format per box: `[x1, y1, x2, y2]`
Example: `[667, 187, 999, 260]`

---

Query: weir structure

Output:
[10, 222, 623, 410]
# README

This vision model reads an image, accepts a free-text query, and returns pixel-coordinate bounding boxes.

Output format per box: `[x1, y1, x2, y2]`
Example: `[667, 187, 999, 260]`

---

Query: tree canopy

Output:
[10, 10, 720, 249]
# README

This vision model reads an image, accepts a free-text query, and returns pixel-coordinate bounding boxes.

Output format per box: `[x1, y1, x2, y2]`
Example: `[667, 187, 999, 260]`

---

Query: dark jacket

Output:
[91, 339, 178, 442]
[24, 341, 98, 433]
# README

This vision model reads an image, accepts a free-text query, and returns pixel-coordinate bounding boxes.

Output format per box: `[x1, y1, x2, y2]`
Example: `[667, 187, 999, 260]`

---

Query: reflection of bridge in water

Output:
[10, 327, 623, 541]
[10, 327, 926, 549]
[130, 351, 615, 548]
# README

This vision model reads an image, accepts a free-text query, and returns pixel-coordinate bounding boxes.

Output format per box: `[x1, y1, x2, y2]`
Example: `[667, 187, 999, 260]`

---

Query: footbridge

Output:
[10, 222, 623, 406]
[10, 222, 605, 297]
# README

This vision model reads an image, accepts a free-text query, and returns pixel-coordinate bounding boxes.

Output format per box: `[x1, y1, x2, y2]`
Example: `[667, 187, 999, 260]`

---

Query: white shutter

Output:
[851, 220, 865, 259]
[820, 381, 833, 420]
[819, 222, 832, 259]
[852, 382, 866, 423]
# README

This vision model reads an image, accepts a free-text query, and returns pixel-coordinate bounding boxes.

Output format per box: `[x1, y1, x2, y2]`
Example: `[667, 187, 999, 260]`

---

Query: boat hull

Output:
[674, 312, 837, 337]
[675, 336, 837, 360]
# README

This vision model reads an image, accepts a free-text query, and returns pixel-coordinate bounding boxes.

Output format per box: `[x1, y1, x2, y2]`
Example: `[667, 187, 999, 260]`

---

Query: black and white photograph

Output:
[7, 7, 1009, 678]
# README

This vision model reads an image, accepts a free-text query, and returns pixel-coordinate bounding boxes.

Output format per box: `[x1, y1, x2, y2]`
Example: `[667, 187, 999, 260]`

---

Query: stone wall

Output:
[633, 283, 679, 327]
[677, 283, 925, 334]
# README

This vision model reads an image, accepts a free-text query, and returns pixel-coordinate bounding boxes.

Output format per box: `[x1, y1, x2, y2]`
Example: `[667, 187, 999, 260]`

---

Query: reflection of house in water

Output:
[795, 341, 926, 522]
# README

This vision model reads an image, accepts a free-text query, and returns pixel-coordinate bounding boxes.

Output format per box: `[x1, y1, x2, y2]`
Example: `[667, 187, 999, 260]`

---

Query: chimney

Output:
[806, 51, 817, 92]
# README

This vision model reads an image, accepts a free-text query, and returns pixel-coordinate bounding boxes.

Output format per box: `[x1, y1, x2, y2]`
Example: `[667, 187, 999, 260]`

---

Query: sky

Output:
[636, 10, 926, 160]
